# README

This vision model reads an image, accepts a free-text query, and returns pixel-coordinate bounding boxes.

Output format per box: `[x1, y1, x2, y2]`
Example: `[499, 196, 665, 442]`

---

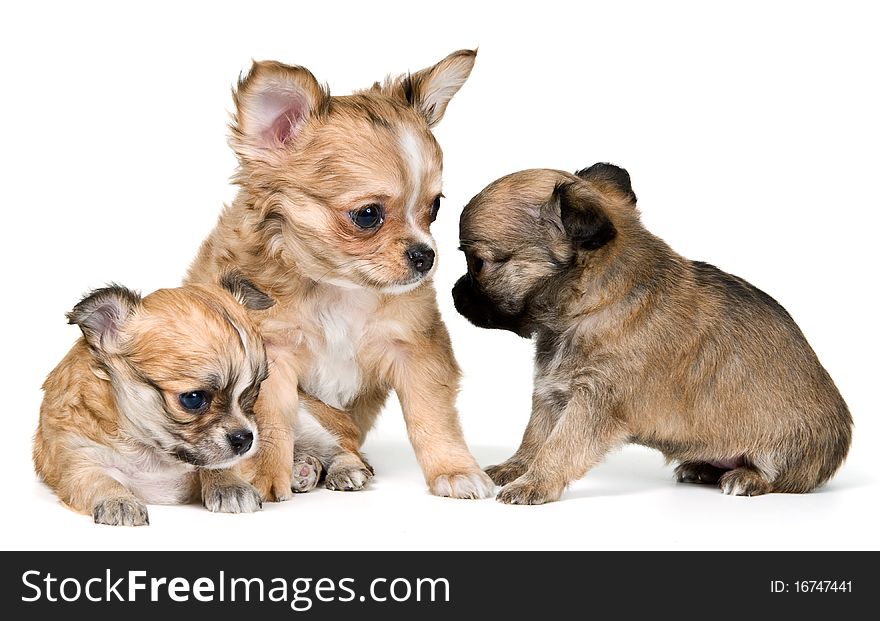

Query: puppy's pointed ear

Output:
[549, 182, 617, 251]
[219, 272, 275, 311]
[575, 163, 637, 205]
[67, 285, 142, 353]
[229, 60, 329, 160]
[380, 49, 477, 127]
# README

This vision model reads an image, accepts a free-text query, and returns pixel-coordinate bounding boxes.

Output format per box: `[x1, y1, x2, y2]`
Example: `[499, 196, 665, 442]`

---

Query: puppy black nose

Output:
[407, 244, 435, 274]
[227, 429, 254, 456]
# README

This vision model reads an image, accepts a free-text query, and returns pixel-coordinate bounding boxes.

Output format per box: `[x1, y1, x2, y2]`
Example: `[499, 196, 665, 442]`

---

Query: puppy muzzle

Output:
[406, 244, 435, 275]
[452, 275, 532, 338]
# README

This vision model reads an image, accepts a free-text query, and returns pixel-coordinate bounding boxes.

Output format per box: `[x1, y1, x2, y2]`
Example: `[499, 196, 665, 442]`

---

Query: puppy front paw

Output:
[202, 482, 263, 513]
[496, 477, 562, 505]
[430, 470, 495, 499]
[325, 463, 373, 492]
[93, 497, 149, 526]
[321, 452, 373, 492]
[291, 454, 323, 493]
[485, 459, 528, 486]
[251, 470, 293, 503]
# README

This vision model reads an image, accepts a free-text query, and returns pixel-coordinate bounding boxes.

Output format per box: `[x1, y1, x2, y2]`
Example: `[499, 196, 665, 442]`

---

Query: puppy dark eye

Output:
[469, 255, 484, 275]
[430, 196, 441, 223]
[350, 204, 384, 230]
[178, 391, 210, 412]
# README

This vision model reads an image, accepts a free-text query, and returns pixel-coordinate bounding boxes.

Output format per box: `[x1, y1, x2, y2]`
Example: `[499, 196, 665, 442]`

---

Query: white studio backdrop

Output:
[0, 0, 877, 550]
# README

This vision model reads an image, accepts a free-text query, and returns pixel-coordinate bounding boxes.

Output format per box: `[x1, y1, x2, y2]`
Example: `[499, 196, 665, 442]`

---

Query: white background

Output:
[1, 1, 877, 551]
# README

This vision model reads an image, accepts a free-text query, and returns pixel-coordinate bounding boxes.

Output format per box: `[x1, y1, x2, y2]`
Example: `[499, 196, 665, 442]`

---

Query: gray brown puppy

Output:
[452, 164, 852, 504]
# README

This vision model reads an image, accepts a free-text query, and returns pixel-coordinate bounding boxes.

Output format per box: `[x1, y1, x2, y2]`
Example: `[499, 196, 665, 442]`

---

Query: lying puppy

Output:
[187, 51, 493, 500]
[34, 275, 274, 525]
[453, 164, 852, 504]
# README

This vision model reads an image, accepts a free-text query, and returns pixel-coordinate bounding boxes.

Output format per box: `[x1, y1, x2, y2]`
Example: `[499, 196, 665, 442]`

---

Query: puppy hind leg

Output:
[296, 397, 373, 492]
[674, 461, 728, 485]
[291, 454, 323, 493]
[719, 466, 773, 496]
[290, 403, 331, 493]
[766, 427, 850, 493]
[325, 452, 375, 491]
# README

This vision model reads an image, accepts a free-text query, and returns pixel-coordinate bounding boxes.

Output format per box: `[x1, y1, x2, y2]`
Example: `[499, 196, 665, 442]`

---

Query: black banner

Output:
[1, 552, 873, 618]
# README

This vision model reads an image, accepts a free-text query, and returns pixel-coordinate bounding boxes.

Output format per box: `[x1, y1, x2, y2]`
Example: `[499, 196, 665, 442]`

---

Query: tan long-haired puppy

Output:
[187, 50, 494, 500]
[453, 163, 852, 504]
[34, 275, 274, 525]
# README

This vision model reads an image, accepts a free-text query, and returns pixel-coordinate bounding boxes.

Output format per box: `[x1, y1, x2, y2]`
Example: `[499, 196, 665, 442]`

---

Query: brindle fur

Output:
[453, 164, 852, 503]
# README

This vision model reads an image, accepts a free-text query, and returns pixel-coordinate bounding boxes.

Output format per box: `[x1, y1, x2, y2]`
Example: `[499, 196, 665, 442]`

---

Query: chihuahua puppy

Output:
[34, 275, 274, 525]
[186, 51, 494, 501]
[453, 164, 852, 504]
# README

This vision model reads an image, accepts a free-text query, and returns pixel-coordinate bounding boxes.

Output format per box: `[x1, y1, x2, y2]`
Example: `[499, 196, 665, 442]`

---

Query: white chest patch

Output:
[301, 289, 377, 410]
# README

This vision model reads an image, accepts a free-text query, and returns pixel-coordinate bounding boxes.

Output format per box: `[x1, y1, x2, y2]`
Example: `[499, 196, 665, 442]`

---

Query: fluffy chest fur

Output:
[263, 285, 410, 410]
[532, 321, 618, 409]
[299, 288, 376, 409]
[533, 328, 578, 402]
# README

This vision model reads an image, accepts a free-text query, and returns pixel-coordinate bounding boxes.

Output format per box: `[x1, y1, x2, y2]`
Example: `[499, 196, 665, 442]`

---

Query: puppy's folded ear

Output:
[229, 60, 329, 160]
[575, 163, 637, 205]
[378, 49, 477, 127]
[550, 182, 617, 251]
[67, 285, 142, 353]
[219, 272, 275, 311]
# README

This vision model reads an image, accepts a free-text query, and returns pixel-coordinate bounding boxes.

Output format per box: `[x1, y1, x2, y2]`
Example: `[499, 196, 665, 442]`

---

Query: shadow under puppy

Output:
[34, 274, 274, 525]
[452, 164, 852, 504]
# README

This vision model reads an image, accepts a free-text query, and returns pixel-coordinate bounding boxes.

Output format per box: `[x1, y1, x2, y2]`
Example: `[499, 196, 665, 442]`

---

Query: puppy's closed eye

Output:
[430, 195, 442, 223]
[468, 254, 484, 275]
[459, 247, 485, 276]
[459, 246, 512, 277]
